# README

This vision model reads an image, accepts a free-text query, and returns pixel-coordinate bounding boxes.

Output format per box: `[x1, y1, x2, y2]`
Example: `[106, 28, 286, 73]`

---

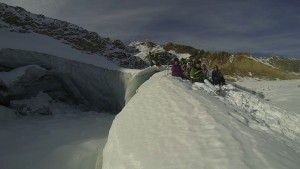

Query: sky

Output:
[1, 0, 300, 57]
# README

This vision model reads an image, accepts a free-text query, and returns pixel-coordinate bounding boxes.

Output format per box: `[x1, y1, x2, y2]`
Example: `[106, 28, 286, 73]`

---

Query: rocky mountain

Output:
[0, 2, 147, 69]
[135, 42, 300, 80]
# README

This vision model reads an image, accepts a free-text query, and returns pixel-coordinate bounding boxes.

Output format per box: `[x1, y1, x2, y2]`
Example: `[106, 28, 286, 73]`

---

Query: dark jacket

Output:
[212, 70, 225, 85]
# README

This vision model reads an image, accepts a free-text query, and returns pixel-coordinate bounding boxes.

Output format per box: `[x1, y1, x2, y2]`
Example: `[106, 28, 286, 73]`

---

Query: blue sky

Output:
[2, 0, 300, 57]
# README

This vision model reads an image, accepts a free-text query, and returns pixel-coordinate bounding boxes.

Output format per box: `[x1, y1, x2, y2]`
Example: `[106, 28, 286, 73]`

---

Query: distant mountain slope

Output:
[0, 2, 147, 69]
[258, 56, 300, 74]
[162, 43, 300, 80]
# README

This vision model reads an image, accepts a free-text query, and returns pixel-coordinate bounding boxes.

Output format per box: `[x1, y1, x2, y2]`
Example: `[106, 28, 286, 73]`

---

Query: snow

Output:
[0, 65, 46, 87]
[10, 92, 53, 115]
[131, 42, 151, 60]
[236, 79, 300, 114]
[0, 105, 16, 119]
[0, 105, 115, 169]
[196, 82, 300, 142]
[0, 30, 120, 71]
[168, 50, 191, 59]
[125, 66, 161, 104]
[0, 21, 300, 169]
[0, 29, 147, 112]
[1, 63, 299, 169]
[0, 65, 31, 86]
[256, 57, 277, 68]
[0, 47, 143, 112]
[103, 71, 300, 169]
[0, 29, 160, 169]
[130, 41, 165, 62]
[229, 54, 234, 63]
[0, 91, 115, 169]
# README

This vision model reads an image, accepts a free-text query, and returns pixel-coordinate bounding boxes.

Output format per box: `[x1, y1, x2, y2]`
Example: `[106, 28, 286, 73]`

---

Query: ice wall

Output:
[0, 48, 157, 113]
[125, 66, 160, 104]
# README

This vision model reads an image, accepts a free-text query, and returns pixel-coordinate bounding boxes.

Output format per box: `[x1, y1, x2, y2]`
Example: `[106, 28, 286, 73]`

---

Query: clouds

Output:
[1, 0, 66, 14]
[2, 0, 300, 57]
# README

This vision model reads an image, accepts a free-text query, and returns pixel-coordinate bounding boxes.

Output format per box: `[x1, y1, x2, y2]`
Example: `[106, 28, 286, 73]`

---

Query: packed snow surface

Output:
[103, 71, 300, 169]
[236, 79, 300, 114]
[0, 105, 115, 169]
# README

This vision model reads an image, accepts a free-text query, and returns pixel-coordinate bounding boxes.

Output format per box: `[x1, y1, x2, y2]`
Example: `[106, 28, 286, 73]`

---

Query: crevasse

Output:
[0, 48, 157, 113]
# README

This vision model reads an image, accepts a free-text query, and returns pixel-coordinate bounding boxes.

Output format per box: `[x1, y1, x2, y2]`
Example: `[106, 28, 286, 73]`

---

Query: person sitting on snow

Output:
[171, 58, 183, 77]
[190, 61, 205, 83]
[183, 62, 192, 79]
[211, 65, 226, 85]
[201, 63, 210, 80]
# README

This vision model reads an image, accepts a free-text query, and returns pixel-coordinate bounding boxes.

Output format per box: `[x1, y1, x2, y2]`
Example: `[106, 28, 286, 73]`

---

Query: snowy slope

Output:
[0, 29, 119, 70]
[102, 71, 300, 169]
[0, 2, 147, 69]
[0, 25, 299, 169]
[236, 79, 300, 114]
[129, 41, 166, 63]
[1, 3, 300, 169]
[168, 50, 191, 59]
[256, 56, 300, 74]
[130, 41, 191, 65]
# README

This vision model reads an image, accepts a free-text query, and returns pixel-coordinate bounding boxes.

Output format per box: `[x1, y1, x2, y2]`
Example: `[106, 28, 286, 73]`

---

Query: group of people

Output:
[171, 57, 226, 86]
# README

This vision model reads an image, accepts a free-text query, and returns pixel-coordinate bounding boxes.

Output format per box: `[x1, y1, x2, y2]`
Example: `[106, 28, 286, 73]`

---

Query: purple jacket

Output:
[171, 64, 183, 77]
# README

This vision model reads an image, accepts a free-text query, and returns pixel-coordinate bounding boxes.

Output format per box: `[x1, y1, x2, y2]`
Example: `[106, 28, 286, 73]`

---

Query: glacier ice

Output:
[10, 91, 52, 115]
[0, 48, 158, 114]
[0, 64, 46, 87]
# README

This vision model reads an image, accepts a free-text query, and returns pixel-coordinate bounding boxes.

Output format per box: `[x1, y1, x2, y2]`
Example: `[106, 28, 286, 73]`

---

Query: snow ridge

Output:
[103, 72, 300, 169]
